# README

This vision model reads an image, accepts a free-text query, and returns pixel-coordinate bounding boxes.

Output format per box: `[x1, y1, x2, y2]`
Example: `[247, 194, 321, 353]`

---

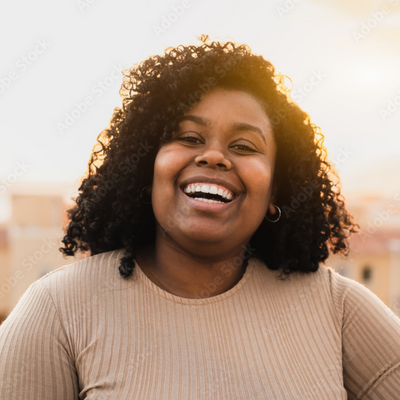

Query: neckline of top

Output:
[133, 258, 255, 305]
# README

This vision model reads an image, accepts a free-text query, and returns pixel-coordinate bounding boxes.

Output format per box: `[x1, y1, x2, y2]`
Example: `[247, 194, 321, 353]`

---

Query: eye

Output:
[179, 136, 202, 143]
[231, 142, 257, 152]
[175, 131, 203, 144]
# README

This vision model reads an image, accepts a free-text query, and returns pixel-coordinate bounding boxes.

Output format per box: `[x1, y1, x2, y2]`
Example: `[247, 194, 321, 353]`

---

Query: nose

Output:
[194, 148, 232, 170]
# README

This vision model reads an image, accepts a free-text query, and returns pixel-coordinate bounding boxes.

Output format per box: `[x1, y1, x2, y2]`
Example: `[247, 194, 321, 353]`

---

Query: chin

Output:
[171, 225, 230, 248]
[185, 226, 226, 241]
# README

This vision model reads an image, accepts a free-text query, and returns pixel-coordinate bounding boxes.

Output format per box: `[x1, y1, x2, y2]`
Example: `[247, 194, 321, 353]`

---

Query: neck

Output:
[136, 228, 251, 299]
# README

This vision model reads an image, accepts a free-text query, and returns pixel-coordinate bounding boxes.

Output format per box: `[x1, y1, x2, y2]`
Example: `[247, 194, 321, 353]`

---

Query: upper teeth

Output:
[183, 184, 233, 200]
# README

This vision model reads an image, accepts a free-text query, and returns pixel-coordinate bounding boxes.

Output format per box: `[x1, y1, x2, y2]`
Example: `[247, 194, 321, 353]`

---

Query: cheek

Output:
[240, 164, 275, 222]
[153, 147, 173, 177]
[244, 160, 275, 198]
[152, 147, 179, 186]
[153, 144, 190, 178]
[151, 151, 168, 209]
[151, 146, 185, 208]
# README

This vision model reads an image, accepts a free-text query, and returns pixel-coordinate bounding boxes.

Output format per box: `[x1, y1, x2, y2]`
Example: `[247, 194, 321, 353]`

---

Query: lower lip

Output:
[181, 190, 237, 212]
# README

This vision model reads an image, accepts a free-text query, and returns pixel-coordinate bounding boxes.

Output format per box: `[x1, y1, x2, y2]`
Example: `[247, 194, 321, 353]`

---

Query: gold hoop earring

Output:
[140, 186, 152, 205]
[265, 205, 281, 223]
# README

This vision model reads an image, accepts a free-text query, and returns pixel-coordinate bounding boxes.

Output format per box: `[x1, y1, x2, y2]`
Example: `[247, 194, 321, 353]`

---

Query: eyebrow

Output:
[231, 122, 266, 145]
[178, 115, 267, 144]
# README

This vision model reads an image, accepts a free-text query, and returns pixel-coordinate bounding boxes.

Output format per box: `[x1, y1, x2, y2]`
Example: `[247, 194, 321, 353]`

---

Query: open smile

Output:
[183, 183, 234, 204]
[178, 175, 242, 211]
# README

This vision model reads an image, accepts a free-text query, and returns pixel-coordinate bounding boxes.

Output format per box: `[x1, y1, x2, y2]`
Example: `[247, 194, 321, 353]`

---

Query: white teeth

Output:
[194, 197, 224, 203]
[183, 183, 234, 201]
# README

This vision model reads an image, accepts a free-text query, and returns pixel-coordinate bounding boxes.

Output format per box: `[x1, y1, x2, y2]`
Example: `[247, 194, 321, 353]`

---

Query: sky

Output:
[1, 0, 400, 221]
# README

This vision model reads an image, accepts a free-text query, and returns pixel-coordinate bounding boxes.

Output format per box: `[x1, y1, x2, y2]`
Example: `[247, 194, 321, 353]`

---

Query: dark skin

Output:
[136, 235, 250, 299]
[136, 88, 278, 299]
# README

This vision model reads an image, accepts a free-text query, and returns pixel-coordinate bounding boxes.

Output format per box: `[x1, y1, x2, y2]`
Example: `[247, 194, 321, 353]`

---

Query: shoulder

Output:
[251, 258, 398, 325]
[254, 258, 390, 307]
[324, 266, 400, 330]
[322, 270, 400, 397]
[250, 257, 339, 302]
[23, 249, 132, 348]
[33, 248, 130, 330]
[249, 259, 343, 328]
[252, 260, 400, 396]
[37, 248, 128, 293]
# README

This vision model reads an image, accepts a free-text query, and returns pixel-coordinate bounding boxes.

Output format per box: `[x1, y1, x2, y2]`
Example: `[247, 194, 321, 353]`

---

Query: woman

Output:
[1, 37, 400, 399]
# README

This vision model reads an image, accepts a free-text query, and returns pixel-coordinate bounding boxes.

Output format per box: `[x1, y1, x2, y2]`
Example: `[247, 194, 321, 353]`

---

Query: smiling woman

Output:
[148, 87, 277, 294]
[1, 36, 400, 399]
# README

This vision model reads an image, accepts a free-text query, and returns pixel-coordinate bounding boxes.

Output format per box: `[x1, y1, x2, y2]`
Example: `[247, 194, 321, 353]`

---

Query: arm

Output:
[0, 281, 79, 399]
[330, 270, 400, 399]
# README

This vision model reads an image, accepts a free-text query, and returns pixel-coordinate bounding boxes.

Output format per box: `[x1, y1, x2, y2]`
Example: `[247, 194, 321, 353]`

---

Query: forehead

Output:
[186, 86, 266, 112]
[181, 87, 273, 136]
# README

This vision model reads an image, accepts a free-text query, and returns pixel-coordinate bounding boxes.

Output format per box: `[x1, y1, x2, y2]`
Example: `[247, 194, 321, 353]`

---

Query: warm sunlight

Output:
[1, 2, 400, 397]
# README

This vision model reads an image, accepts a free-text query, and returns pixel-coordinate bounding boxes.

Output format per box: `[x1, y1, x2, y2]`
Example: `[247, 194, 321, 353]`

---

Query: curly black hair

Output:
[60, 35, 358, 279]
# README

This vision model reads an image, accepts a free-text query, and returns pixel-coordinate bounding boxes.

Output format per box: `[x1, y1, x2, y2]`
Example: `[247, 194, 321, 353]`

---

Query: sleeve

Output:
[0, 280, 79, 399]
[329, 270, 400, 399]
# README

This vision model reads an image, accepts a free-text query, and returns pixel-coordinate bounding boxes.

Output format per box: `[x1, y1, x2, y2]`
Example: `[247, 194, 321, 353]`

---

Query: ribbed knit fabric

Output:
[1, 249, 400, 399]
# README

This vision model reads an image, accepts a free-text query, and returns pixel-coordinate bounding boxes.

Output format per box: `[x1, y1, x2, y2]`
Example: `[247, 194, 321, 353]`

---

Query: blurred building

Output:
[328, 193, 400, 316]
[0, 187, 83, 324]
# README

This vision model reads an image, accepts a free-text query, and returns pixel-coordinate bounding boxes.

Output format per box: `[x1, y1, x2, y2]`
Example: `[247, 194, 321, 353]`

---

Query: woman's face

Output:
[151, 87, 277, 255]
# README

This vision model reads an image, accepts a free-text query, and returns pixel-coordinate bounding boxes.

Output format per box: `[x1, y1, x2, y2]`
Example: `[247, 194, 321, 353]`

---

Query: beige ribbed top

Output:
[1, 249, 400, 399]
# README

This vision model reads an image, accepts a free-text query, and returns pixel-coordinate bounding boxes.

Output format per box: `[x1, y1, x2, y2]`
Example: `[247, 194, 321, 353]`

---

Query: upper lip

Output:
[180, 175, 242, 198]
